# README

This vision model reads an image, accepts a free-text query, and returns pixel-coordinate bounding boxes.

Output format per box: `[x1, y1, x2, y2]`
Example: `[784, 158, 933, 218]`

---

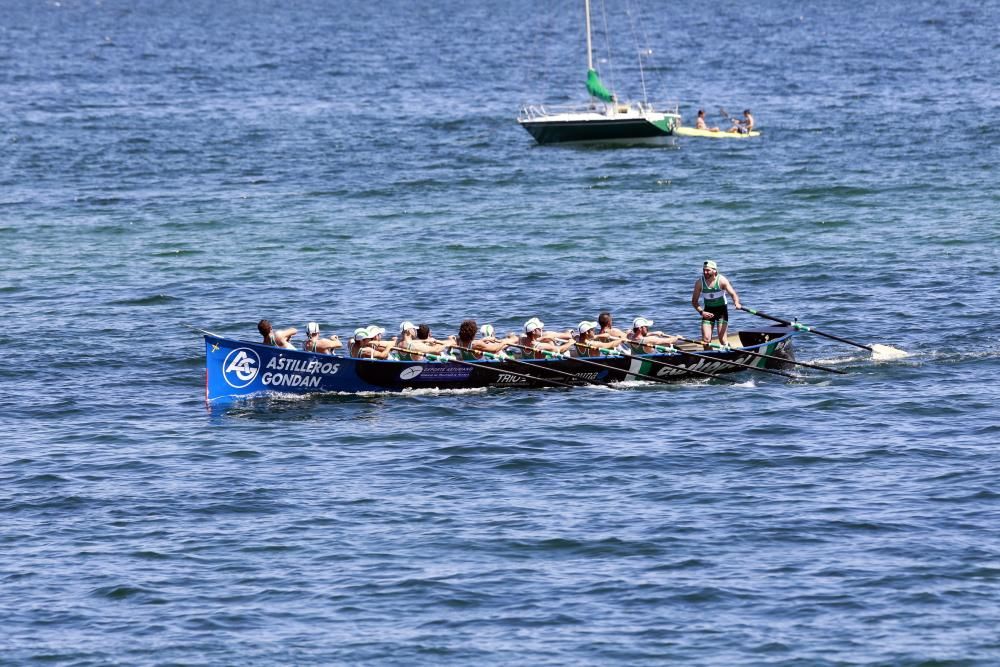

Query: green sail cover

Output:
[586, 69, 614, 103]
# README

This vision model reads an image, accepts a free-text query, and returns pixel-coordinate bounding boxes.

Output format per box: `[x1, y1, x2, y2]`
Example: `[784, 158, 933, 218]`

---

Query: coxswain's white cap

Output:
[307, 322, 320, 335]
[524, 317, 544, 333]
[399, 321, 417, 334]
[577, 320, 598, 335]
[479, 324, 495, 338]
[703, 260, 718, 270]
[632, 316, 654, 329]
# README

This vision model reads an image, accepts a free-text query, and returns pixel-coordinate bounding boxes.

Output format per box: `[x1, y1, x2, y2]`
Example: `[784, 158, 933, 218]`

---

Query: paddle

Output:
[719, 107, 737, 123]
[503, 342, 677, 386]
[669, 334, 847, 375]
[574, 341, 739, 384]
[651, 342, 796, 379]
[449, 345, 606, 387]
[738, 306, 874, 352]
[390, 346, 575, 389]
[507, 341, 734, 385]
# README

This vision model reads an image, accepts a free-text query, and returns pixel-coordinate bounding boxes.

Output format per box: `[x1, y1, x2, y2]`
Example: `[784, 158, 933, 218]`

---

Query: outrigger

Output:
[203, 326, 801, 404]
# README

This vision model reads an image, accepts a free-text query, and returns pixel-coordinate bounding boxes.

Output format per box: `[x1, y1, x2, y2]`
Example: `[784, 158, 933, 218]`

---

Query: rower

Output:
[350, 326, 395, 359]
[364, 325, 397, 359]
[258, 319, 297, 350]
[398, 321, 451, 360]
[348, 327, 369, 357]
[594, 311, 627, 341]
[450, 320, 513, 360]
[517, 318, 573, 359]
[628, 317, 679, 353]
[302, 321, 342, 354]
[571, 321, 628, 357]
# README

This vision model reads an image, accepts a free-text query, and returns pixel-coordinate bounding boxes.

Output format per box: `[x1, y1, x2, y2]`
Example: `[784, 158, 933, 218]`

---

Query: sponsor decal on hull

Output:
[400, 366, 423, 380]
[408, 365, 473, 382]
[253, 354, 342, 389]
[223, 348, 261, 388]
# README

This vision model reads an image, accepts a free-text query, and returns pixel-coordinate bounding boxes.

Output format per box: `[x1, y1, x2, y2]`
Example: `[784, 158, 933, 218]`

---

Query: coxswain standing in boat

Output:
[571, 321, 628, 357]
[627, 317, 679, 353]
[695, 109, 720, 132]
[691, 260, 742, 348]
[302, 322, 342, 354]
[258, 319, 297, 350]
[517, 318, 574, 358]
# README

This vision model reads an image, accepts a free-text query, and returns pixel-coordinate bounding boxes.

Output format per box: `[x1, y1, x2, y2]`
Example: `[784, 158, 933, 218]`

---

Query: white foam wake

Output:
[870, 344, 910, 361]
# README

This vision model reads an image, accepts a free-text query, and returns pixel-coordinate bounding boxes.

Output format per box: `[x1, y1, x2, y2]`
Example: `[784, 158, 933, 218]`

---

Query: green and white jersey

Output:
[700, 275, 728, 307]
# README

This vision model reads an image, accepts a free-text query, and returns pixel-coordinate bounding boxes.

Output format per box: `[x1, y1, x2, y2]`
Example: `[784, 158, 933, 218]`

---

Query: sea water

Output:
[2, 0, 999, 663]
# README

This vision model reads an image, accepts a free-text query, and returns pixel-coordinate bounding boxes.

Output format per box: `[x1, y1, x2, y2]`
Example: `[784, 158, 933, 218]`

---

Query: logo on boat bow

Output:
[223, 347, 261, 388]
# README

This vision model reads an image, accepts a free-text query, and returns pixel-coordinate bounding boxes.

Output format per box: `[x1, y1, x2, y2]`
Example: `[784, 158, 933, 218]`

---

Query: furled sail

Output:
[585, 69, 614, 103]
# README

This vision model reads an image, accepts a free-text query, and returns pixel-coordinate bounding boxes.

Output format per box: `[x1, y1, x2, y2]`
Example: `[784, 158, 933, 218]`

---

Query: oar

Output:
[505, 342, 725, 385]
[390, 346, 574, 389]
[186, 324, 222, 337]
[648, 340, 796, 379]
[738, 306, 874, 352]
[669, 334, 847, 375]
[450, 345, 606, 387]
[574, 341, 739, 384]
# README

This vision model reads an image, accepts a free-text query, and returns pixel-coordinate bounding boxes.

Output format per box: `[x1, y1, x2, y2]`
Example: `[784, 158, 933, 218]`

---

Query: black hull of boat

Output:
[520, 117, 671, 144]
[205, 327, 799, 403]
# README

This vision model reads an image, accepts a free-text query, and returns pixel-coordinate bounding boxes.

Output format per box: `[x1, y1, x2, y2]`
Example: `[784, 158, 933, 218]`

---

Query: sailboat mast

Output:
[585, 0, 594, 71]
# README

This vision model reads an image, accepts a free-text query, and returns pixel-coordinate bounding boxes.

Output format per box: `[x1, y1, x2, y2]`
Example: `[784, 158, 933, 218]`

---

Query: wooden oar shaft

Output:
[658, 340, 796, 379]
[503, 342, 677, 386]
[389, 347, 574, 389]
[509, 341, 736, 385]
[586, 342, 738, 383]
[450, 345, 597, 386]
[672, 335, 847, 375]
[739, 306, 874, 352]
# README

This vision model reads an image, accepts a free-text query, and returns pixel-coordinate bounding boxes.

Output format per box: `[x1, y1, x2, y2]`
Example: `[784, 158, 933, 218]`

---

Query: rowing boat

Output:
[204, 326, 799, 403]
[674, 126, 760, 139]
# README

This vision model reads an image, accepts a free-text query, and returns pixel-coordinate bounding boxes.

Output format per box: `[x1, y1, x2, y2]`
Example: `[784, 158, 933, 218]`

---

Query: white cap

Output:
[632, 316, 654, 329]
[523, 317, 544, 333]
[479, 324, 495, 338]
[353, 327, 370, 342]
[399, 321, 417, 334]
[577, 320, 598, 335]
[367, 325, 385, 338]
[307, 322, 320, 335]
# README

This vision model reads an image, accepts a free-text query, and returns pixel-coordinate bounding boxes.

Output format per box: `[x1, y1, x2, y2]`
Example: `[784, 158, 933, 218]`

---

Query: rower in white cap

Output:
[302, 321, 342, 354]
[517, 317, 574, 359]
[627, 316, 680, 353]
[570, 321, 628, 357]
[397, 320, 454, 361]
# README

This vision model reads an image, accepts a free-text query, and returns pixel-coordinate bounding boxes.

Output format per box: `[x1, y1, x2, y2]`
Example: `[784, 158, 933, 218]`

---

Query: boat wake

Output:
[871, 344, 910, 361]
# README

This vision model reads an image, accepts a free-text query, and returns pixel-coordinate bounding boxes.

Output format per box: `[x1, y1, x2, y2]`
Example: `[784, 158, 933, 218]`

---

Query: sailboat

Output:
[517, 0, 681, 145]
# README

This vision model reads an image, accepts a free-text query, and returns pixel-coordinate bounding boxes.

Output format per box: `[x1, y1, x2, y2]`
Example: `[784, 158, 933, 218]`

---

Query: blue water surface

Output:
[2, 0, 1000, 664]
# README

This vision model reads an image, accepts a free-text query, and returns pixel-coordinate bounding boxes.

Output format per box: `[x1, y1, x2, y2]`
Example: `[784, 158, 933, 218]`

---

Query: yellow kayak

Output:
[674, 126, 760, 138]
